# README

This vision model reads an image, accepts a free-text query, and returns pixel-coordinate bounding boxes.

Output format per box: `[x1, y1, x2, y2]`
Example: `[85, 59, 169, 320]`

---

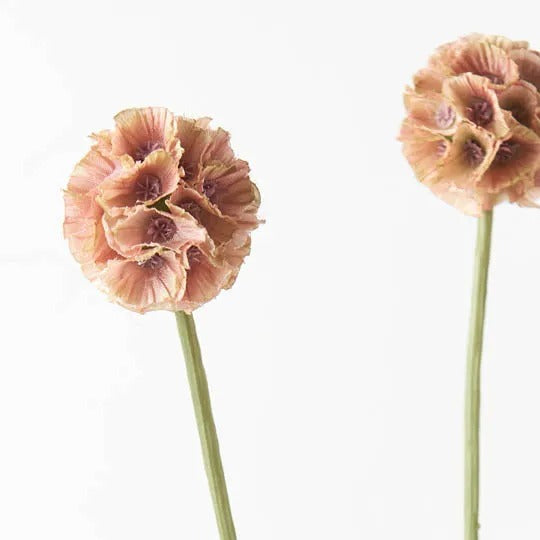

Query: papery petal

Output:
[435, 122, 497, 188]
[203, 127, 236, 165]
[443, 73, 509, 138]
[399, 120, 449, 185]
[111, 107, 182, 163]
[177, 248, 232, 313]
[199, 160, 261, 226]
[464, 34, 529, 53]
[498, 81, 538, 129]
[448, 41, 519, 87]
[509, 49, 540, 91]
[67, 149, 117, 195]
[103, 204, 209, 259]
[478, 119, 540, 192]
[404, 89, 458, 134]
[97, 149, 180, 212]
[170, 185, 240, 246]
[429, 182, 486, 217]
[63, 191, 118, 278]
[176, 117, 213, 184]
[101, 252, 186, 313]
[517, 169, 540, 207]
[413, 68, 447, 94]
[90, 130, 113, 154]
[219, 235, 252, 289]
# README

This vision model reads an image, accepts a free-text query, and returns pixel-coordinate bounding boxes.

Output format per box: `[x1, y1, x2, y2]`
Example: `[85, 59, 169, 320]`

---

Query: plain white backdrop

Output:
[1, 0, 540, 538]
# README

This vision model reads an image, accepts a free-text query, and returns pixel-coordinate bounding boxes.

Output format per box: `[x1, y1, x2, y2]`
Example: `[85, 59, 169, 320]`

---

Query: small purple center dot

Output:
[467, 98, 493, 127]
[147, 215, 177, 243]
[135, 174, 162, 202]
[139, 254, 165, 270]
[463, 139, 485, 167]
[495, 141, 519, 163]
[134, 141, 163, 161]
[435, 104, 455, 129]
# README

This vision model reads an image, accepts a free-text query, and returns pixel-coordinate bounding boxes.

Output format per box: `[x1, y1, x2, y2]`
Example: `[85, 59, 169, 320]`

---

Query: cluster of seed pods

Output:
[400, 34, 540, 215]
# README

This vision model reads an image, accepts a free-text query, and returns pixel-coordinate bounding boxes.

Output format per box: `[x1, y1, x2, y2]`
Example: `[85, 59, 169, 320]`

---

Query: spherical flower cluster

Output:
[64, 107, 261, 313]
[400, 34, 540, 215]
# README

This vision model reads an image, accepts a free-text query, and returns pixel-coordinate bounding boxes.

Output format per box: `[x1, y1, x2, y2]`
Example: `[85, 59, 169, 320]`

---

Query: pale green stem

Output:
[175, 311, 237, 540]
[464, 210, 493, 540]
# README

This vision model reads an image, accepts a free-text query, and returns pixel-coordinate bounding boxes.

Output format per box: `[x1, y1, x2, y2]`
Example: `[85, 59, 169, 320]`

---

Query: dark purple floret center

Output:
[147, 215, 177, 243]
[494, 141, 519, 164]
[468, 98, 493, 127]
[464, 139, 485, 167]
[134, 141, 163, 161]
[187, 246, 202, 265]
[135, 174, 162, 202]
[435, 104, 455, 129]
[140, 254, 165, 270]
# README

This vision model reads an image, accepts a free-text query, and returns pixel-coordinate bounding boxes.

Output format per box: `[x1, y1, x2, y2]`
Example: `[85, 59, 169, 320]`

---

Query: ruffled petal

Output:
[517, 169, 540, 208]
[89, 130, 113, 155]
[199, 160, 261, 228]
[97, 150, 180, 212]
[478, 118, 540, 192]
[176, 117, 213, 184]
[498, 81, 538, 129]
[63, 191, 118, 279]
[67, 149, 117, 195]
[101, 252, 186, 313]
[443, 73, 509, 138]
[177, 247, 232, 313]
[510, 49, 540, 91]
[448, 41, 519, 87]
[435, 121, 497, 188]
[399, 120, 449, 185]
[103, 204, 209, 259]
[404, 89, 458, 134]
[111, 107, 182, 163]
[413, 68, 447, 94]
[219, 235, 252, 290]
[463, 34, 529, 53]
[428, 182, 487, 216]
[203, 127, 236, 165]
[170, 185, 240, 246]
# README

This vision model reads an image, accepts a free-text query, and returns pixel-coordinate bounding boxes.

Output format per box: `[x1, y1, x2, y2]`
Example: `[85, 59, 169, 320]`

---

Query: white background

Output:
[1, 0, 539, 538]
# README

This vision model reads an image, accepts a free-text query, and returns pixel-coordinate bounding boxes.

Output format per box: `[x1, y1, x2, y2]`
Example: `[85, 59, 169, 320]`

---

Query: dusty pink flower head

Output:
[400, 34, 540, 215]
[64, 107, 261, 313]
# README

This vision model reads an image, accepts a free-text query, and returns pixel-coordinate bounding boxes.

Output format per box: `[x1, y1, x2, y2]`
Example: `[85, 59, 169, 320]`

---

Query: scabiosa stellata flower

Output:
[64, 107, 262, 539]
[399, 35, 540, 540]
[64, 107, 260, 313]
[400, 34, 540, 216]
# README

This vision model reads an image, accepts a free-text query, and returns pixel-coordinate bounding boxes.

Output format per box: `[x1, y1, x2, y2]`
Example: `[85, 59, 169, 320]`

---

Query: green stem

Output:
[175, 311, 237, 540]
[464, 210, 493, 540]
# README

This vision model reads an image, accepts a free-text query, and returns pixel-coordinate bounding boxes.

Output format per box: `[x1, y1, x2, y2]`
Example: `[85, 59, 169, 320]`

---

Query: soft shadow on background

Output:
[1, 0, 539, 538]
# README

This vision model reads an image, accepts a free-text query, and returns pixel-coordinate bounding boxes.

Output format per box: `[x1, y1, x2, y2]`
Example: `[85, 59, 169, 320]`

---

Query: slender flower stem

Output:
[175, 311, 237, 540]
[464, 210, 493, 540]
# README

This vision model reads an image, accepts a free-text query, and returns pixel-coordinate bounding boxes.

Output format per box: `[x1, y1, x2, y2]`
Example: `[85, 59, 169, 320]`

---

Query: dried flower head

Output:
[64, 107, 261, 313]
[400, 34, 540, 215]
